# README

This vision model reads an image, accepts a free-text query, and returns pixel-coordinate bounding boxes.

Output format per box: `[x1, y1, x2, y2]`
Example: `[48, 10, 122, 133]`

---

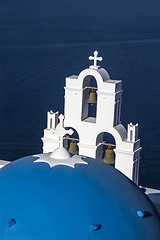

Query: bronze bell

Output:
[87, 89, 97, 104]
[69, 140, 79, 155]
[102, 144, 115, 165]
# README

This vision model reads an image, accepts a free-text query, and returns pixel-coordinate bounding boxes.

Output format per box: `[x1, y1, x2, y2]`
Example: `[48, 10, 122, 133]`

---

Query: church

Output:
[0, 51, 159, 239]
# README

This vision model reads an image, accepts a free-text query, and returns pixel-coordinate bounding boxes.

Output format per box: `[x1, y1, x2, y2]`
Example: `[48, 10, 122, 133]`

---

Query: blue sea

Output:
[0, 0, 160, 188]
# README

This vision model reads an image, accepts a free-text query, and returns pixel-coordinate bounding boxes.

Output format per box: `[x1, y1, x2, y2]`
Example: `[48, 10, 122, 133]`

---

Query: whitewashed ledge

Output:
[146, 188, 160, 214]
[0, 160, 11, 168]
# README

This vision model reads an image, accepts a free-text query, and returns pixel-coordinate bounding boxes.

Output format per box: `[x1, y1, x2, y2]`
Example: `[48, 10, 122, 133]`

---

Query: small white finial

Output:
[89, 51, 103, 69]
[50, 114, 73, 147]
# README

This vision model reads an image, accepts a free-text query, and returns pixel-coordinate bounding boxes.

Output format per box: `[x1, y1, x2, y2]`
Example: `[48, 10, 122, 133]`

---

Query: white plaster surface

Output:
[0, 160, 11, 168]
[50, 147, 71, 159]
[34, 151, 88, 168]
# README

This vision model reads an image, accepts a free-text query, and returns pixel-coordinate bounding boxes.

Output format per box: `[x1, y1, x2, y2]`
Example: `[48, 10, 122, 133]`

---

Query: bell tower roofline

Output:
[65, 67, 121, 95]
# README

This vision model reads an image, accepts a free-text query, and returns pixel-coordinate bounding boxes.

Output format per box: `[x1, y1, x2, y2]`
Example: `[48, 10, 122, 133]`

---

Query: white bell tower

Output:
[42, 51, 141, 184]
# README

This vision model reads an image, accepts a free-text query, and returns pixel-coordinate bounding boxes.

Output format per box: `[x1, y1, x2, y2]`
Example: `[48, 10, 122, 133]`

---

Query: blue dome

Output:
[0, 153, 159, 240]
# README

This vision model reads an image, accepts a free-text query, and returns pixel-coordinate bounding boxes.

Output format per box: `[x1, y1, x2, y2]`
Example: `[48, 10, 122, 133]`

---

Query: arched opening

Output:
[96, 132, 116, 166]
[114, 99, 121, 126]
[118, 99, 121, 123]
[81, 76, 98, 123]
[50, 119, 53, 129]
[133, 159, 139, 184]
[64, 127, 79, 155]
[130, 130, 133, 142]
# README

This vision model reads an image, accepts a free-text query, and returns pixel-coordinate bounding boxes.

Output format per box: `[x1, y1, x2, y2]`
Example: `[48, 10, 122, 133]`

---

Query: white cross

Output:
[89, 51, 103, 69]
[50, 114, 73, 147]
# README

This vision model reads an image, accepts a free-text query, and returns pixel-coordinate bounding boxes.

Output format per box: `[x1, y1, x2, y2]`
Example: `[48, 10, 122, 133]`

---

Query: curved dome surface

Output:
[0, 153, 159, 240]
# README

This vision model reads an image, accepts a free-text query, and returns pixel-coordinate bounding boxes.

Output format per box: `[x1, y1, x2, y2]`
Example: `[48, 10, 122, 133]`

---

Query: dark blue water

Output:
[0, 0, 160, 188]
